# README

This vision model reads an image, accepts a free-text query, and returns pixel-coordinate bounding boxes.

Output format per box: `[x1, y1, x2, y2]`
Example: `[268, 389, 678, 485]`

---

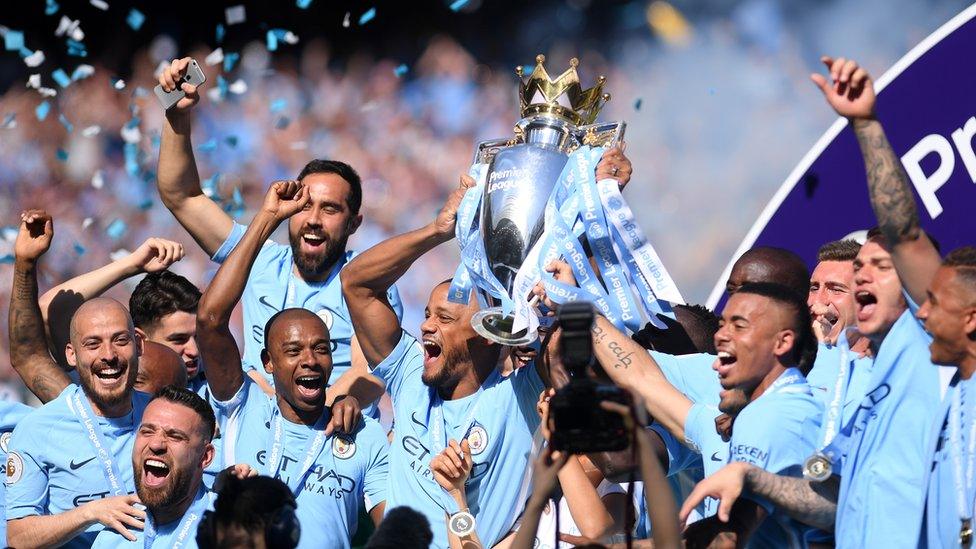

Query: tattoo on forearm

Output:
[853, 119, 921, 242]
[10, 263, 67, 402]
[745, 467, 837, 532]
[592, 324, 634, 370]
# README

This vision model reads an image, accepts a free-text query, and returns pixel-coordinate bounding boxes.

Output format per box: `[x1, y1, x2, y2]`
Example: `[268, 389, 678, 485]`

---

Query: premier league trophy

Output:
[463, 55, 625, 345]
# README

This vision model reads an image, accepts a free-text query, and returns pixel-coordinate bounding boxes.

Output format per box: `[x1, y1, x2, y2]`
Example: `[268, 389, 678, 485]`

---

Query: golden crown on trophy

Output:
[516, 54, 611, 126]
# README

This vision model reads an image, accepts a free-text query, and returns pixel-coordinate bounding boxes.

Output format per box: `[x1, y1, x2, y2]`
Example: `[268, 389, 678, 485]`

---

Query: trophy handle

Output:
[576, 121, 626, 148]
[473, 137, 518, 165]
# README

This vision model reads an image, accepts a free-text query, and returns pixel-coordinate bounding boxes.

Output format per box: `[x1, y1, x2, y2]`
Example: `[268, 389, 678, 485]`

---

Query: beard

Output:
[79, 363, 137, 412]
[289, 230, 349, 280]
[136, 462, 193, 513]
[718, 388, 749, 416]
[422, 345, 467, 390]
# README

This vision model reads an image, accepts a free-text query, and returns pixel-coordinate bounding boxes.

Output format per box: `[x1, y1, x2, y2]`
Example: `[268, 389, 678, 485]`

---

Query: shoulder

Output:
[343, 418, 388, 455]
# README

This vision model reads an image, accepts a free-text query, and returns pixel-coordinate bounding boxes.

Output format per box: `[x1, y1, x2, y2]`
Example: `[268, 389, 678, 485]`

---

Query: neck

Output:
[151, 476, 202, 526]
[292, 256, 341, 283]
[850, 335, 872, 357]
[86, 392, 133, 418]
[959, 351, 976, 380]
[276, 394, 326, 426]
[748, 363, 790, 403]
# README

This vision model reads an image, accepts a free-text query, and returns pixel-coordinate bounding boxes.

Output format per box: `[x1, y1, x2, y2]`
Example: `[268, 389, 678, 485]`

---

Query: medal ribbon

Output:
[144, 490, 216, 548]
[949, 380, 976, 529]
[69, 386, 127, 497]
[265, 409, 330, 495]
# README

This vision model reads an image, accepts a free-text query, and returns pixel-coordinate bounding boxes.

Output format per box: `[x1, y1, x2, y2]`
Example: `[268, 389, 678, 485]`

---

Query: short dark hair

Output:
[206, 475, 298, 547]
[151, 385, 216, 442]
[734, 282, 817, 374]
[944, 247, 976, 297]
[296, 159, 363, 215]
[262, 308, 328, 351]
[130, 271, 201, 331]
[366, 507, 433, 549]
[817, 239, 861, 262]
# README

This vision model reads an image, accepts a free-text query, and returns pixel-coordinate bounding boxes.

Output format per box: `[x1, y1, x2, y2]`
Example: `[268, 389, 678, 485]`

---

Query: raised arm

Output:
[812, 55, 941, 303]
[39, 238, 184, 367]
[342, 176, 473, 366]
[197, 181, 309, 400]
[8, 210, 70, 402]
[157, 57, 234, 257]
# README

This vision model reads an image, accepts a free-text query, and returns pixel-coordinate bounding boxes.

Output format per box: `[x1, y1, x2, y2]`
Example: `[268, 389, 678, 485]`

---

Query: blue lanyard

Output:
[143, 490, 215, 548]
[68, 386, 127, 496]
[767, 368, 807, 395]
[819, 331, 855, 451]
[950, 380, 976, 525]
[265, 409, 330, 495]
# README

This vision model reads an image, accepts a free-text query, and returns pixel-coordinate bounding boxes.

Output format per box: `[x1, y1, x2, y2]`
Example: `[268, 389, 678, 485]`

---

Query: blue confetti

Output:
[198, 138, 217, 152]
[224, 187, 246, 219]
[127, 9, 145, 31]
[124, 142, 139, 176]
[142, 170, 156, 183]
[216, 75, 228, 100]
[35, 101, 50, 121]
[45, 0, 59, 15]
[202, 173, 221, 198]
[133, 86, 149, 98]
[269, 98, 287, 114]
[223, 52, 240, 72]
[215, 24, 225, 44]
[52, 68, 71, 88]
[225, 135, 238, 148]
[634, 98, 642, 111]
[67, 39, 87, 57]
[296, 0, 312, 7]
[1, 226, 17, 241]
[125, 116, 141, 130]
[58, 113, 73, 133]
[394, 64, 408, 77]
[71, 65, 94, 81]
[2, 113, 15, 128]
[0, 254, 13, 264]
[449, 0, 470, 11]
[359, 8, 376, 25]
[275, 116, 290, 130]
[4, 31, 24, 51]
[72, 243, 85, 256]
[138, 198, 153, 210]
[105, 219, 127, 240]
[266, 30, 279, 52]
[18, 47, 33, 59]
[150, 133, 160, 149]
[56, 148, 68, 162]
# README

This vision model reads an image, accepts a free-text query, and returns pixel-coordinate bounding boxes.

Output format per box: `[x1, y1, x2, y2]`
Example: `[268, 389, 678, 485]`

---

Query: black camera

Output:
[549, 301, 632, 454]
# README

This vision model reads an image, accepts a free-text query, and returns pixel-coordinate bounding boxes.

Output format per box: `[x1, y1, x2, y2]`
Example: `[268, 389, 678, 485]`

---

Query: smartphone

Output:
[154, 59, 206, 110]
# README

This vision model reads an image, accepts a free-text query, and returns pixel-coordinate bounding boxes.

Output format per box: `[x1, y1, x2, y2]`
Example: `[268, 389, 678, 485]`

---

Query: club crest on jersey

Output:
[467, 425, 489, 456]
[0, 431, 11, 453]
[317, 309, 335, 331]
[333, 436, 356, 459]
[6, 452, 23, 484]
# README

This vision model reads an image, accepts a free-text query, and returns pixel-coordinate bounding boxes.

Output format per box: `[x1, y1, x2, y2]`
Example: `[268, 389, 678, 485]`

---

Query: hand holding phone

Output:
[154, 58, 206, 111]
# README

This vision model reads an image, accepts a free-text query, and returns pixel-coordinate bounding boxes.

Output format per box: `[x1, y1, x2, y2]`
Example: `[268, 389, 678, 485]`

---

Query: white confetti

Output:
[109, 249, 130, 262]
[206, 88, 224, 103]
[2, 227, 17, 242]
[90, 0, 108, 10]
[26, 74, 40, 89]
[225, 5, 246, 25]
[228, 79, 247, 94]
[72, 64, 94, 80]
[113, 78, 125, 90]
[91, 170, 104, 189]
[38, 87, 57, 98]
[120, 124, 140, 144]
[23, 50, 44, 67]
[205, 47, 224, 66]
[282, 31, 299, 45]
[342, 12, 350, 27]
[81, 125, 101, 137]
[55, 16, 84, 42]
[82, 217, 93, 230]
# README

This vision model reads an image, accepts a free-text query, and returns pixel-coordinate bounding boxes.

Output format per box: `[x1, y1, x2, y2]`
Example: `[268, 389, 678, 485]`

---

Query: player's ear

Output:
[261, 348, 274, 375]
[65, 342, 77, 368]
[201, 442, 215, 469]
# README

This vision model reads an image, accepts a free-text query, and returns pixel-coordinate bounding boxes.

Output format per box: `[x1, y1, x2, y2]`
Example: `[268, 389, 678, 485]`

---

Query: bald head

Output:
[136, 341, 188, 394]
[69, 297, 135, 345]
[727, 247, 810, 299]
[263, 308, 329, 350]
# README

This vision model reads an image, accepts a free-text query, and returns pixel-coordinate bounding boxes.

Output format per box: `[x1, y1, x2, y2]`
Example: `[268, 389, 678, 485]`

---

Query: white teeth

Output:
[97, 368, 120, 377]
[717, 351, 732, 359]
[146, 459, 168, 469]
[303, 234, 324, 242]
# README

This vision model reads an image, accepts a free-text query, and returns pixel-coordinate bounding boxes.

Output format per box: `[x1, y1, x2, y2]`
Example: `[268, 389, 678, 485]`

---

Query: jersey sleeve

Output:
[683, 402, 722, 456]
[370, 330, 423, 400]
[387, 284, 405, 322]
[211, 222, 247, 264]
[648, 423, 701, 475]
[4, 422, 49, 519]
[649, 351, 720, 405]
[359, 421, 390, 511]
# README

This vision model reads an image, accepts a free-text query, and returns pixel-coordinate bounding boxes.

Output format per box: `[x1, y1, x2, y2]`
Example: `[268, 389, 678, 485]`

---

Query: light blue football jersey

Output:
[212, 223, 404, 393]
[1, 401, 33, 545]
[650, 351, 721, 406]
[211, 379, 389, 549]
[372, 330, 545, 549]
[5, 386, 150, 548]
[834, 307, 952, 547]
[90, 486, 215, 548]
[685, 368, 823, 548]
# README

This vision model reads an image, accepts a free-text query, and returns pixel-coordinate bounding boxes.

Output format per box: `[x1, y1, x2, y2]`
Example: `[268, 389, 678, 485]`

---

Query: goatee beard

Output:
[290, 234, 348, 280]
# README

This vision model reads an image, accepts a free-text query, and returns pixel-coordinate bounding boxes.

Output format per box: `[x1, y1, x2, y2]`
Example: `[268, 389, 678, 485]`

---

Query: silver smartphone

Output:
[154, 59, 206, 110]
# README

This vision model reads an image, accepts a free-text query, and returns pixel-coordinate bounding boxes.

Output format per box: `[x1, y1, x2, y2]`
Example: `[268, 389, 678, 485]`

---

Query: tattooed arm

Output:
[9, 210, 71, 403]
[680, 462, 839, 533]
[812, 55, 941, 304]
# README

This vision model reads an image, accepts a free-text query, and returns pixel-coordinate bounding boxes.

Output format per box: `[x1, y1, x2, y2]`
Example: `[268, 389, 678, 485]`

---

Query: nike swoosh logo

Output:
[710, 452, 723, 462]
[258, 296, 279, 311]
[69, 457, 96, 470]
[410, 411, 426, 430]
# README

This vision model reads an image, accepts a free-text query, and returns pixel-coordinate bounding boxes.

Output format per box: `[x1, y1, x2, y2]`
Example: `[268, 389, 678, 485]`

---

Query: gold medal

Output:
[961, 519, 973, 548]
[803, 453, 832, 482]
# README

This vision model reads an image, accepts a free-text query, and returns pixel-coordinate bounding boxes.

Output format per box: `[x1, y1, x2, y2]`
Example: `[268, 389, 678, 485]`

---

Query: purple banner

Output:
[708, 4, 976, 308]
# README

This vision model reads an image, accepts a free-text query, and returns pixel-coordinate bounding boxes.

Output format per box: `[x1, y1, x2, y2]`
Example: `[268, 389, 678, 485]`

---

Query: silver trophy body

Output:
[470, 114, 625, 345]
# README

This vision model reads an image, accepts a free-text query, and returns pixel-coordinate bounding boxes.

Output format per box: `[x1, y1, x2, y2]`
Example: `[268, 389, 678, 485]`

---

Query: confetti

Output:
[91, 169, 104, 188]
[51, 68, 70, 87]
[215, 24, 225, 44]
[121, 119, 141, 143]
[56, 148, 68, 162]
[275, 116, 291, 130]
[27, 74, 40, 88]
[223, 52, 240, 72]
[201, 173, 220, 198]
[124, 142, 139, 175]
[35, 101, 50, 121]
[217, 74, 228, 98]
[359, 8, 376, 25]
[24, 49, 44, 67]
[634, 98, 642, 111]
[106, 219, 127, 240]
[342, 12, 350, 27]
[138, 198, 153, 210]
[133, 86, 149, 98]
[198, 138, 217, 152]
[1, 226, 17, 242]
[58, 113, 73, 133]
[55, 16, 84, 41]
[449, 0, 470, 11]
[81, 217, 93, 230]
[112, 77, 125, 90]
[38, 87, 57, 98]
[228, 79, 247, 95]
[81, 125, 100, 137]
[73, 243, 86, 256]
[90, 0, 108, 10]
[266, 29, 298, 52]
[394, 64, 408, 77]
[297, 0, 312, 7]
[109, 249, 129, 262]
[45, 0, 59, 15]
[126, 9, 145, 31]
[205, 48, 223, 66]
[67, 39, 87, 57]
[225, 135, 238, 148]
[71, 64, 94, 80]
[225, 5, 246, 25]
[4, 30, 24, 51]
[269, 98, 287, 114]
[2, 113, 15, 129]
[0, 254, 13, 264]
